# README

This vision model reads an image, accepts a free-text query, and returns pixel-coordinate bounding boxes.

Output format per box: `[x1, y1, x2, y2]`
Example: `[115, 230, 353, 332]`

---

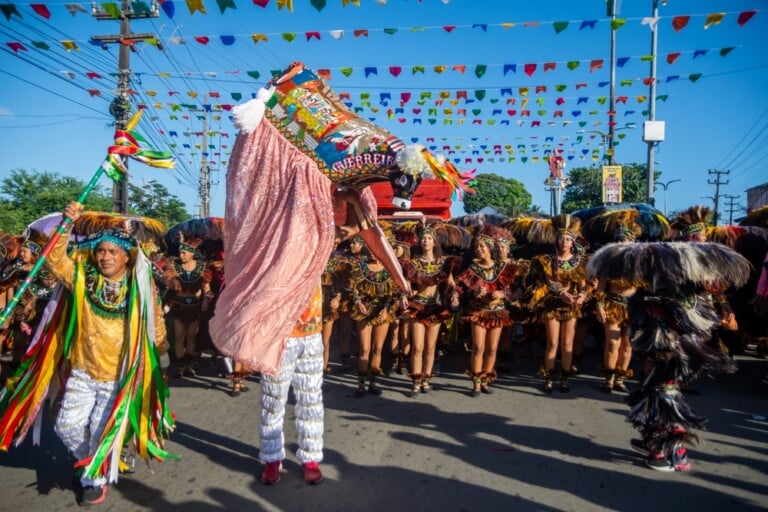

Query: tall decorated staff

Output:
[0, 111, 174, 327]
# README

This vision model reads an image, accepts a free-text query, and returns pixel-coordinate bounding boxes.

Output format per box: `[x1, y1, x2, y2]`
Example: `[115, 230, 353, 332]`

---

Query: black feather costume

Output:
[587, 242, 751, 455]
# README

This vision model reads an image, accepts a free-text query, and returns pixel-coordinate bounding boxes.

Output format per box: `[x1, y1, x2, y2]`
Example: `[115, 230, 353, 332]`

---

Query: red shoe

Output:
[302, 461, 324, 485]
[261, 460, 282, 485]
[79, 484, 108, 506]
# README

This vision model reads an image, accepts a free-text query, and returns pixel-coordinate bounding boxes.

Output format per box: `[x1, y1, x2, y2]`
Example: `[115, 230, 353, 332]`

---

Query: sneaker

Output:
[261, 460, 282, 485]
[630, 438, 650, 456]
[302, 461, 324, 485]
[79, 485, 108, 506]
[673, 444, 692, 472]
[646, 452, 674, 472]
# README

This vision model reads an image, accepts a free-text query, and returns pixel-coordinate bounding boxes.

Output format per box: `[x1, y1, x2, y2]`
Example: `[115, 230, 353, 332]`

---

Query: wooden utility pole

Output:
[707, 169, 730, 226]
[91, 0, 160, 213]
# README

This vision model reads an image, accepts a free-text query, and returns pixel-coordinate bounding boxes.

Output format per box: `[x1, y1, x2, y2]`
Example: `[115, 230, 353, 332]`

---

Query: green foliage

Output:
[128, 180, 192, 227]
[561, 163, 659, 213]
[0, 169, 112, 233]
[461, 173, 533, 216]
[0, 169, 192, 234]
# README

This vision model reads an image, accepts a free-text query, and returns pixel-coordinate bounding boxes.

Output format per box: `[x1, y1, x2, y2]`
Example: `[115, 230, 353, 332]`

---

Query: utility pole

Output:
[707, 169, 730, 226]
[187, 96, 223, 218]
[607, 0, 617, 165]
[91, 0, 160, 213]
[723, 194, 742, 225]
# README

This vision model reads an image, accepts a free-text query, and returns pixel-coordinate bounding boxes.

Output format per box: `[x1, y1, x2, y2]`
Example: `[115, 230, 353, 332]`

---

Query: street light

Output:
[577, 124, 636, 163]
[655, 178, 681, 216]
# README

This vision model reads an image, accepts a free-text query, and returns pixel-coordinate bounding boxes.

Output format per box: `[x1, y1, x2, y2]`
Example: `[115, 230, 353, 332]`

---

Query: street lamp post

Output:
[577, 123, 636, 163]
[656, 178, 681, 216]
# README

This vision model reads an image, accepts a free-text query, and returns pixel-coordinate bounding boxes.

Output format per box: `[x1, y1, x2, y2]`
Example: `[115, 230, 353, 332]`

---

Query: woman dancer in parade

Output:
[451, 227, 517, 396]
[529, 215, 588, 393]
[336, 236, 367, 371]
[165, 237, 212, 378]
[401, 225, 456, 397]
[321, 241, 350, 374]
[387, 237, 413, 375]
[347, 249, 402, 396]
[594, 219, 643, 393]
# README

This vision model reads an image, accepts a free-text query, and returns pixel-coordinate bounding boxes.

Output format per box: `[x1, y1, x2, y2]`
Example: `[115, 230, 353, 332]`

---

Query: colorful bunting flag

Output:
[704, 13, 725, 29]
[185, 0, 206, 15]
[30, 3, 51, 19]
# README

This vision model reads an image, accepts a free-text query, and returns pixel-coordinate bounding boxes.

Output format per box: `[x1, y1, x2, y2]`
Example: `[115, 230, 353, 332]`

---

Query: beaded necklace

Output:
[173, 259, 204, 283]
[360, 260, 390, 284]
[470, 259, 501, 282]
[85, 264, 129, 317]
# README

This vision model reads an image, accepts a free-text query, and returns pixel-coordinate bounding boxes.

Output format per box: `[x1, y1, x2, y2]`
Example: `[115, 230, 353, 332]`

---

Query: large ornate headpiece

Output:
[177, 234, 202, 255]
[260, 62, 474, 209]
[552, 214, 582, 240]
[81, 227, 137, 255]
[671, 205, 711, 240]
[22, 229, 48, 258]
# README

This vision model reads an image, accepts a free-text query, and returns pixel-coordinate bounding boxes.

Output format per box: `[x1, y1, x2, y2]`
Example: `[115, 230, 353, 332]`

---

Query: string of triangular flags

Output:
[0, 2, 757, 30]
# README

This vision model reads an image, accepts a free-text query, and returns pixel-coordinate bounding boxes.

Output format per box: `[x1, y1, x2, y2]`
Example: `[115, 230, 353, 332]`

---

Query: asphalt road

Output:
[1, 346, 767, 512]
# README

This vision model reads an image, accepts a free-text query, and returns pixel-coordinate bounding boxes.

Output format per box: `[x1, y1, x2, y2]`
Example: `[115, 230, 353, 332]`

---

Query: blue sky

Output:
[1, 0, 766, 222]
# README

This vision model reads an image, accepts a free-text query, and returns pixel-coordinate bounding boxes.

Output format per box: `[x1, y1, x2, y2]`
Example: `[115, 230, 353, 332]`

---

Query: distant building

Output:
[746, 182, 768, 212]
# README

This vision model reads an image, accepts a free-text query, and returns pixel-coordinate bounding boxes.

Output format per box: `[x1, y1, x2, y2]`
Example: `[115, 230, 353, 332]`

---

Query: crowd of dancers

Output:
[1, 202, 766, 491]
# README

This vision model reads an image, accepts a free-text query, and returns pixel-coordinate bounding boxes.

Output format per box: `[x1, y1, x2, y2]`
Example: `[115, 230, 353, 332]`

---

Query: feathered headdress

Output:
[21, 229, 48, 258]
[740, 205, 768, 228]
[165, 217, 224, 259]
[74, 212, 167, 248]
[577, 203, 670, 245]
[587, 241, 751, 293]
[0, 234, 20, 262]
[390, 219, 472, 252]
[671, 205, 712, 240]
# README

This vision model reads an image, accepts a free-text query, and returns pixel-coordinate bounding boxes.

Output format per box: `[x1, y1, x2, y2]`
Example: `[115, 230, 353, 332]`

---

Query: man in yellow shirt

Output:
[48, 201, 171, 505]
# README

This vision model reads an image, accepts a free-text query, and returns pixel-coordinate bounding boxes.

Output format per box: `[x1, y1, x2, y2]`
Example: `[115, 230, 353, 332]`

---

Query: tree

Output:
[0, 169, 192, 234]
[0, 169, 112, 233]
[128, 180, 191, 228]
[461, 173, 533, 216]
[560, 163, 660, 213]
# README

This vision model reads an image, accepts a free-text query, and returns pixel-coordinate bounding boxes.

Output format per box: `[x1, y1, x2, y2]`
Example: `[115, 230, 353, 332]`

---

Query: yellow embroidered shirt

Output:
[45, 230, 167, 382]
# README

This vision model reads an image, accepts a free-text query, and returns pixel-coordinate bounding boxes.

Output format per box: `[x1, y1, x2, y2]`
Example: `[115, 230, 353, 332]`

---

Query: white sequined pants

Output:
[54, 368, 119, 487]
[259, 333, 324, 464]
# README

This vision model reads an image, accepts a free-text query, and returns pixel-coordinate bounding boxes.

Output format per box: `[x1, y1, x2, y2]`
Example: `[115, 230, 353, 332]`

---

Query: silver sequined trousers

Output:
[259, 333, 324, 464]
[54, 368, 119, 486]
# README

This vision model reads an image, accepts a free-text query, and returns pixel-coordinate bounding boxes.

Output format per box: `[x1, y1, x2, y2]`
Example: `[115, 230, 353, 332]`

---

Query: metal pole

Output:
[645, 0, 660, 205]
[608, 0, 617, 165]
[199, 94, 210, 218]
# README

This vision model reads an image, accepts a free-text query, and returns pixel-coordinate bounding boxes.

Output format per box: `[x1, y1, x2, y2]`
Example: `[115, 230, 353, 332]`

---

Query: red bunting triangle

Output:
[31, 3, 51, 18]
[666, 52, 680, 64]
[389, 66, 402, 77]
[672, 15, 690, 32]
[253, 0, 270, 7]
[524, 63, 536, 76]
[737, 10, 756, 26]
[195, 36, 210, 45]
[443, 26, 456, 32]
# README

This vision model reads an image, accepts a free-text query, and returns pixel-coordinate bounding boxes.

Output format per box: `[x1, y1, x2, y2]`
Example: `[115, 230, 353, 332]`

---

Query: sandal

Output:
[543, 380, 554, 394]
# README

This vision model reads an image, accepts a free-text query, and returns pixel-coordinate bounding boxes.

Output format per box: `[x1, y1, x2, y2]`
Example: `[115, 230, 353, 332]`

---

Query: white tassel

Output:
[232, 98, 266, 134]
